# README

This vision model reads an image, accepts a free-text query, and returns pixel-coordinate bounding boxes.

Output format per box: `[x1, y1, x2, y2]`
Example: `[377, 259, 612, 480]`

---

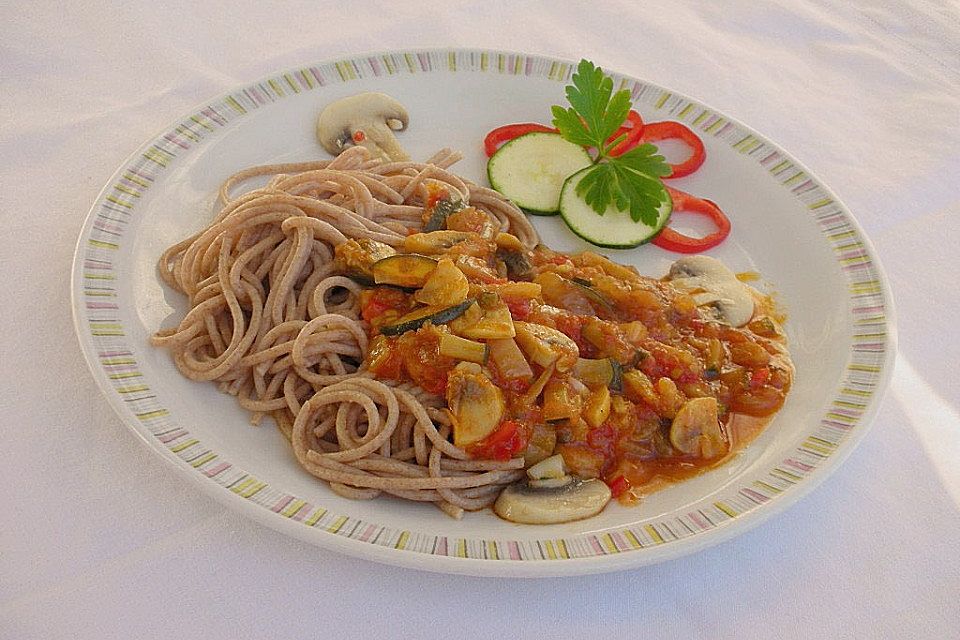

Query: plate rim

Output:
[71, 47, 897, 577]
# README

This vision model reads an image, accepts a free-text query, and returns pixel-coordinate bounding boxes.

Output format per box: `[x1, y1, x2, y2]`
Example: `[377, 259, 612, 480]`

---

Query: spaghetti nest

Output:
[152, 147, 538, 518]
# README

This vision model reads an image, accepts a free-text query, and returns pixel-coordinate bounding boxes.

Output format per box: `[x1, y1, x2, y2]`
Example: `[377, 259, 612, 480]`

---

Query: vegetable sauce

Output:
[337, 197, 792, 506]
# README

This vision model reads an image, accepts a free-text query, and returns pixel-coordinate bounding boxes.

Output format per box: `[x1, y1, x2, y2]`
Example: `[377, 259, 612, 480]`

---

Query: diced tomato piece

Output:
[640, 341, 701, 382]
[639, 353, 663, 378]
[396, 326, 456, 394]
[360, 287, 410, 326]
[511, 405, 544, 426]
[749, 366, 771, 389]
[587, 423, 618, 460]
[487, 357, 532, 395]
[554, 314, 591, 356]
[425, 182, 449, 208]
[504, 297, 533, 321]
[607, 475, 630, 498]
[468, 420, 531, 461]
[366, 335, 404, 379]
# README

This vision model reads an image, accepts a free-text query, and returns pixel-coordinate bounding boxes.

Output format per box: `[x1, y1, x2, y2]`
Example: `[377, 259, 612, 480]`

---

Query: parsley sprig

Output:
[551, 60, 671, 225]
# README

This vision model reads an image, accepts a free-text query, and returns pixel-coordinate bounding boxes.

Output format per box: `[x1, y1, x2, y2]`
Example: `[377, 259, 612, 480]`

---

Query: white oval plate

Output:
[72, 49, 895, 576]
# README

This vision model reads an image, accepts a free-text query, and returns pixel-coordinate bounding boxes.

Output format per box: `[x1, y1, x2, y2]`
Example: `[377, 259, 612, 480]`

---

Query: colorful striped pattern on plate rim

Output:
[77, 50, 889, 562]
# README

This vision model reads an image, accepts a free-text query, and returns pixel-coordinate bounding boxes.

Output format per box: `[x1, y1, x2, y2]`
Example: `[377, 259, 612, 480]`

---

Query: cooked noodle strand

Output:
[153, 147, 537, 515]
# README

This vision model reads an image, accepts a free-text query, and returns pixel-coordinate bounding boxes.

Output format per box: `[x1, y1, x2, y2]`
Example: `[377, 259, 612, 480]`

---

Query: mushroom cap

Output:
[669, 396, 727, 458]
[316, 92, 410, 160]
[667, 255, 755, 327]
[494, 477, 612, 524]
[445, 365, 506, 447]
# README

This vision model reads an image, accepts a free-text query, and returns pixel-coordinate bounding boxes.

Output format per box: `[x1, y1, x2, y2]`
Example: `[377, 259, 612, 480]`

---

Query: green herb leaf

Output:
[610, 162, 669, 225]
[552, 59, 633, 151]
[550, 105, 595, 148]
[574, 163, 618, 215]
[599, 90, 631, 154]
[614, 143, 673, 179]
[552, 59, 673, 228]
[574, 161, 669, 226]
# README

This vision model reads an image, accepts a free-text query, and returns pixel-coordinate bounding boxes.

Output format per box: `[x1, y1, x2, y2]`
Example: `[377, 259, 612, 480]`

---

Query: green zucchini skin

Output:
[380, 299, 474, 336]
[558, 167, 673, 249]
[609, 360, 624, 393]
[423, 198, 464, 232]
[487, 133, 593, 214]
[567, 277, 616, 316]
[522, 207, 560, 217]
[572, 357, 623, 392]
[371, 254, 438, 288]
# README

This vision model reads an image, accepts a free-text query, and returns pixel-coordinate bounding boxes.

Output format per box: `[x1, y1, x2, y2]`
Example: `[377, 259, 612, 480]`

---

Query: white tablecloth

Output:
[3, 1, 958, 637]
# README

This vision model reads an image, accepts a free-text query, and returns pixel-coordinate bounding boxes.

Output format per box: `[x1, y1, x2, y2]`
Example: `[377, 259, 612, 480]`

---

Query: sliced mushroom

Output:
[494, 454, 612, 524]
[446, 363, 506, 446]
[415, 257, 470, 307]
[495, 478, 612, 524]
[316, 92, 410, 161]
[669, 396, 728, 459]
[666, 255, 755, 327]
[514, 322, 579, 372]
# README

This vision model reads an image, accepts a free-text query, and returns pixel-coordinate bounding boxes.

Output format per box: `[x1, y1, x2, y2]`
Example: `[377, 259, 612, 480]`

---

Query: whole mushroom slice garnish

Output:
[666, 255, 755, 327]
[316, 92, 410, 162]
[494, 454, 612, 524]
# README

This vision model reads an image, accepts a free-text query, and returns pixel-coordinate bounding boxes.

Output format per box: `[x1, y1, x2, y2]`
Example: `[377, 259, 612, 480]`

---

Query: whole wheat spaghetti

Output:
[152, 146, 537, 518]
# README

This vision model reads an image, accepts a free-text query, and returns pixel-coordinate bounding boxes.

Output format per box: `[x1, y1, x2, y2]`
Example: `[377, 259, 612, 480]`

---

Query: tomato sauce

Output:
[350, 232, 793, 505]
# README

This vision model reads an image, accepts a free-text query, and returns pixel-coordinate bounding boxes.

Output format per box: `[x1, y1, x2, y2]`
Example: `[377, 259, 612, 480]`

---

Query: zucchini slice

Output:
[487, 133, 592, 214]
[572, 357, 623, 392]
[568, 277, 617, 318]
[423, 198, 463, 232]
[334, 238, 397, 285]
[559, 166, 673, 249]
[404, 231, 478, 255]
[371, 254, 438, 288]
[380, 300, 474, 336]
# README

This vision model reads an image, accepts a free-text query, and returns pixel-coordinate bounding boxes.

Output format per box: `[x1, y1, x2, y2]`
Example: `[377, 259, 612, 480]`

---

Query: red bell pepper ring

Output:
[484, 110, 645, 157]
[606, 110, 645, 157]
[638, 121, 706, 178]
[484, 123, 557, 156]
[652, 187, 731, 253]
